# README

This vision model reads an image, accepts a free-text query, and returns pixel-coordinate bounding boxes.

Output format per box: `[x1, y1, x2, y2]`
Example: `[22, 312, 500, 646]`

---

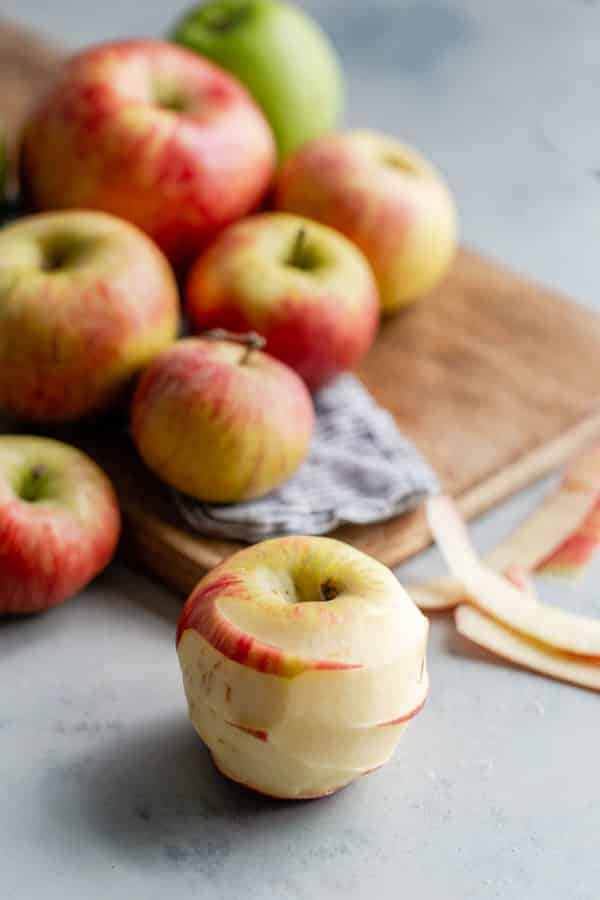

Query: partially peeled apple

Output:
[177, 536, 429, 799]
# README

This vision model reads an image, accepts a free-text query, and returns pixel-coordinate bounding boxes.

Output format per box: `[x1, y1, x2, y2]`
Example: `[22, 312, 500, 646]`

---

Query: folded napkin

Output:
[174, 373, 439, 542]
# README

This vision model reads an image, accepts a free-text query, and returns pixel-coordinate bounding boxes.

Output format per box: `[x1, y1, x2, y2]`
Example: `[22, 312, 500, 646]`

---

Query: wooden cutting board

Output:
[4, 20, 600, 597]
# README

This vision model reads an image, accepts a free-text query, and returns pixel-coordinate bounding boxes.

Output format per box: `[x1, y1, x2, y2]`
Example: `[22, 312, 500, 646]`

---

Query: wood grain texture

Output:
[3, 21, 600, 598]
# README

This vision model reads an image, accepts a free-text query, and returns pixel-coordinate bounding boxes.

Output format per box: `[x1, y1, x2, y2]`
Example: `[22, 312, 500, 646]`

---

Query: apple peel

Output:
[409, 484, 596, 611]
[455, 605, 600, 693]
[409, 567, 538, 612]
[536, 497, 600, 579]
[562, 444, 600, 492]
[426, 495, 600, 661]
[535, 444, 600, 578]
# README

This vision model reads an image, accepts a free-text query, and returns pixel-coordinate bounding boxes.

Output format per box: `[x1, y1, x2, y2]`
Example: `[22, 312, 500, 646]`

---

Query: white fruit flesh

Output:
[201, 536, 428, 669]
[192, 668, 427, 770]
[260, 672, 426, 769]
[455, 605, 600, 692]
[193, 702, 362, 799]
[178, 627, 428, 730]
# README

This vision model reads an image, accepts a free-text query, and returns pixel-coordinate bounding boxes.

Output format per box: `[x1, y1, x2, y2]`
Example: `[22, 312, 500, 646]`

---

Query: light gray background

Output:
[2, 3, 600, 899]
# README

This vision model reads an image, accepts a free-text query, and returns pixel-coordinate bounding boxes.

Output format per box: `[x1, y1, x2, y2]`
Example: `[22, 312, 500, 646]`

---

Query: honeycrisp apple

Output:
[0, 210, 179, 423]
[131, 334, 314, 503]
[0, 436, 121, 615]
[274, 129, 458, 313]
[185, 213, 379, 391]
[172, 0, 343, 160]
[177, 536, 429, 798]
[19, 40, 275, 267]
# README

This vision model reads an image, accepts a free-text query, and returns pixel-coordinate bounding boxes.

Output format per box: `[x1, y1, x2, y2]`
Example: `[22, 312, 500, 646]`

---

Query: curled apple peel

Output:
[424, 495, 600, 690]
[454, 605, 600, 693]
[537, 496, 600, 578]
[411, 443, 600, 611]
[426, 495, 600, 660]
[410, 484, 596, 611]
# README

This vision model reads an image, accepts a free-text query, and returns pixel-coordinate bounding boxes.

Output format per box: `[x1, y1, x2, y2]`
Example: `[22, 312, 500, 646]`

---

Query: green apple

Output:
[171, 0, 344, 159]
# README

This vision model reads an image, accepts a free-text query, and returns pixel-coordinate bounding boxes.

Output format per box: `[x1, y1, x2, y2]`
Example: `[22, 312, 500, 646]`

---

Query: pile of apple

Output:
[0, 1, 452, 795]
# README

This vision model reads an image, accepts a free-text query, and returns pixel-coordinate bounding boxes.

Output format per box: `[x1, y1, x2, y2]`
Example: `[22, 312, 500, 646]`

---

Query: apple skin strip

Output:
[409, 486, 596, 611]
[426, 495, 600, 661]
[562, 444, 600, 492]
[409, 567, 537, 612]
[454, 605, 600, 693]
[537, 496, 600, 578]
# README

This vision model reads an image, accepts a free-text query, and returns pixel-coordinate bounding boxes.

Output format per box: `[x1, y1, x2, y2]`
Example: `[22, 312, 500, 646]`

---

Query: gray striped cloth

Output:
[173, 374, 439, 542]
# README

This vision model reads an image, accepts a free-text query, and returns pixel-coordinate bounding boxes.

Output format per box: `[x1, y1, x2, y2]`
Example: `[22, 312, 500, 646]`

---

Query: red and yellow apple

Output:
[177, 536, 429, 798]
[19, 39, 276, 268]
[185, 212, 379, 391]
[274, 129, 457, 313]
[0, 435, 121, 615]
[0, 210, 179, 423]
[131, 335, 314, 503]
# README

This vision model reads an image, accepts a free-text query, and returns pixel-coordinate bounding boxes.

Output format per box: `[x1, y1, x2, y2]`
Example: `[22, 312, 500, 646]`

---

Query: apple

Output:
[171, 0, 343, 160]
[177, 535, 429, 798]
[0, 435, 121, 615]
[185, 212, 379, 391]
[131, 334, 314, 502]
[19, 39, 276, 268]
[0, 210, 179, 423]
[274, 129, 458, 313]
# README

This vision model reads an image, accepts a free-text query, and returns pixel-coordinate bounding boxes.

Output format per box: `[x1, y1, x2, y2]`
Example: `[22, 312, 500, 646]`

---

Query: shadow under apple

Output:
[48, 711, 336, 869]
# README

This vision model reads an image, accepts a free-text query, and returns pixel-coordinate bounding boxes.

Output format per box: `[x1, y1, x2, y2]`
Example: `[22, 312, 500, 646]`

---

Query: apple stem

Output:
[202, 4, 249, 31]
[203, 328, 266, 365]
[289, 227, 308, 269]
[320, 578, 339, 602]
[20, 463, 48, 503]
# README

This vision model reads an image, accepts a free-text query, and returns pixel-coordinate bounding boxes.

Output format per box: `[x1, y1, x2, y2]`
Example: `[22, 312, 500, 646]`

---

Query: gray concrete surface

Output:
[2, 2, 600, 898]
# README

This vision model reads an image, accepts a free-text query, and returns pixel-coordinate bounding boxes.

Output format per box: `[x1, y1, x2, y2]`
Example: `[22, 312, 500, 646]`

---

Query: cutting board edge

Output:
[118, 406, 600, 597]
